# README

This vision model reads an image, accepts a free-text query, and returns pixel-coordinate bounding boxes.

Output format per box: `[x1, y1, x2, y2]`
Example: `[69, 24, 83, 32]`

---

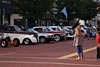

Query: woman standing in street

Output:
[73, 25, 84, 59]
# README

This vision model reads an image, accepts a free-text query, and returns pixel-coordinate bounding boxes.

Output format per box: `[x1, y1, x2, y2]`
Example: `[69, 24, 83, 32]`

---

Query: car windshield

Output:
[68, 28, 72, 30]
[31, 29, 38, 33]
[15, 26, 22, 31]
[57, 27, 63, 31]
[47, 27, 62, 31]
[63, 27, 70, 31]
[46, 27, 53, 31]
[82, 26, 87, 30]
[27, 29, 38, 33]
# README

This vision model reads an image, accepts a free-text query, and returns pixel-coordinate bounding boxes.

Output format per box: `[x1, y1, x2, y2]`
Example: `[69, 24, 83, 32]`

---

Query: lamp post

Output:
[0, 0, 3, 26]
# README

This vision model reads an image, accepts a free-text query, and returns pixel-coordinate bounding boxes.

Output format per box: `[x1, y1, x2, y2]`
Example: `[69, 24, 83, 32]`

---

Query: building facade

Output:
[0, 0, 12, 25]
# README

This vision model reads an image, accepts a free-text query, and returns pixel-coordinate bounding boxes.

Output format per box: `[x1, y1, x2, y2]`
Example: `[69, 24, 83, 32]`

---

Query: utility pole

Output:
[0, 0, 3, 26]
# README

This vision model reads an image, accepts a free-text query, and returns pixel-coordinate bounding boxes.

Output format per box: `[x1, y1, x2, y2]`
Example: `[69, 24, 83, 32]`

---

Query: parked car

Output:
[0, 33, 8, 48]
[0, 25, 38, 45]
[0, 32, 20, 48]
[65, 26, 75, 33]
[33, 26, 65, 41]
[47, 26, 69, 39]
[26, 28, 54, 43]
[81, 25, 88, 36]
[60, 26, 74, 39]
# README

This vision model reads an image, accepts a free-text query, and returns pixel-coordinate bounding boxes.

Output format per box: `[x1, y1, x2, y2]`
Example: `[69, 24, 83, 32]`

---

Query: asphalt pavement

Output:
[0, 38, 99, 67]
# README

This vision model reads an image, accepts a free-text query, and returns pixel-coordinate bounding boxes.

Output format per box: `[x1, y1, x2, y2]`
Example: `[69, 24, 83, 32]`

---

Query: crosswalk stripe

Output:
[57, 47, 96, 59]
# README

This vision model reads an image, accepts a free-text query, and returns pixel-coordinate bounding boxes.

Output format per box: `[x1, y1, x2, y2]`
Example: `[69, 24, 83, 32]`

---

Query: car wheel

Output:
[54, 35, 61, 41]
[39, 37, 46, 43]
[1, 39, 8, 48]
[13, 39, 20, 47]
[23, 38, 31, 45]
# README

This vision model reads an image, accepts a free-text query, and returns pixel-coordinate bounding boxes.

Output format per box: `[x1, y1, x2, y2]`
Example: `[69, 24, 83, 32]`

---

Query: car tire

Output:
[1, 39, 8, 48]
[13, 39, 20, 47]
[39, 37, 46, 43]
[23, 38, 32, 45]
[54, 35, 61, 41]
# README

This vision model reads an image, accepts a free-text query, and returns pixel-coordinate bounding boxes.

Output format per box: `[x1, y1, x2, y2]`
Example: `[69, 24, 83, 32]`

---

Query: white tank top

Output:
[75, 35, 82, 47]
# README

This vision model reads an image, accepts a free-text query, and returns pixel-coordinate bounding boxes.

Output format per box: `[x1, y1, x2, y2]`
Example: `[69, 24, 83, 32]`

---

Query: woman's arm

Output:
[73, 36, 76, 46]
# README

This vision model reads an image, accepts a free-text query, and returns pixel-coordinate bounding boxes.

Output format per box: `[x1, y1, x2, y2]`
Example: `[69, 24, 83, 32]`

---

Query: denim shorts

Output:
[76, 46, 83, 55]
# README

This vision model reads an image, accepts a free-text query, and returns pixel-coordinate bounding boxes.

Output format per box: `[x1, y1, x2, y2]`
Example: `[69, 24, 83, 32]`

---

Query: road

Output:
[0, 38, 99, 67]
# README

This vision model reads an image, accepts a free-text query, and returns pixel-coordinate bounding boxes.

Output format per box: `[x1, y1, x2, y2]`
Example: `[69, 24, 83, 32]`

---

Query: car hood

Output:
[38, 33, 54, 36]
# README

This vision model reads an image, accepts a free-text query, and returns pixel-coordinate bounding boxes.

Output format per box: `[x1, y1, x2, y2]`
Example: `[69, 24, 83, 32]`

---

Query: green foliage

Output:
[57, 0, 97, 21]
[11, 0, 54, 20]
[11, 0, 98, 25]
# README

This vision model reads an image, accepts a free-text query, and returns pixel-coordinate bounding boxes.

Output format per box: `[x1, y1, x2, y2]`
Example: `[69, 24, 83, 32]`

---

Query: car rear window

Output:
[4, 27, 15, 31]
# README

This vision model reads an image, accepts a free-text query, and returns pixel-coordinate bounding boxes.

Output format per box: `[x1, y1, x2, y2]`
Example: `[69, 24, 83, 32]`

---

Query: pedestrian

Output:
[87, 28, 90, 40]
[92, 29, 96, 40]
[96, 32, 100, 61]
[73, 25, 84, 60]
[21, 25, 25, 31]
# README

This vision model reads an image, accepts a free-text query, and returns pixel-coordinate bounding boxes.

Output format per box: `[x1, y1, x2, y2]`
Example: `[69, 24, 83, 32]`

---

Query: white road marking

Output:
[0, 56, 97, 61]
[0, 61, 99, 67]
[0, 56, 57, 59]
[0, 52, 16, 56]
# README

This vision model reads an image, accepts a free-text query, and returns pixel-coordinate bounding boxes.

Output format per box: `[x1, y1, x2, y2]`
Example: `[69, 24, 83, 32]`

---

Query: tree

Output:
[11, 0, 54, 27]
[57, 0, 97, 23]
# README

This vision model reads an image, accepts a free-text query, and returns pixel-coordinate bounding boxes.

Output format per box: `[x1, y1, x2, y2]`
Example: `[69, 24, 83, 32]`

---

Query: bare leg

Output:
[76, 55, 81, 59]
